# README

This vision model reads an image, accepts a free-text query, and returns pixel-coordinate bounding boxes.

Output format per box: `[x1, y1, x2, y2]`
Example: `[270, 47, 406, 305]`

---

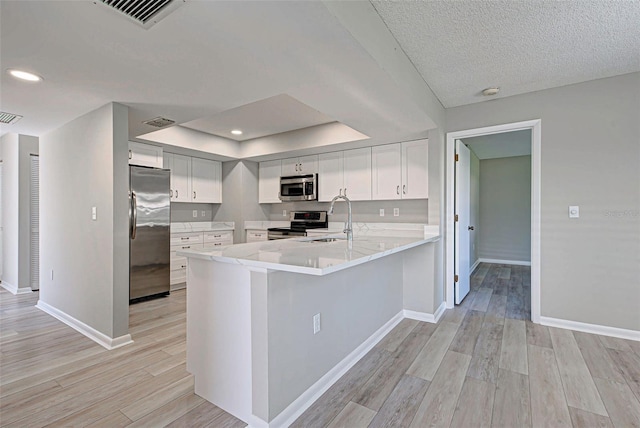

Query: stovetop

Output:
[268, 211, 328, 233]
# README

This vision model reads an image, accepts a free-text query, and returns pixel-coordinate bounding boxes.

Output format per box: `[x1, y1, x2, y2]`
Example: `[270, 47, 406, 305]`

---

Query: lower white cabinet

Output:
[246, 229, 268, 242]
[170, 230, 233, 289]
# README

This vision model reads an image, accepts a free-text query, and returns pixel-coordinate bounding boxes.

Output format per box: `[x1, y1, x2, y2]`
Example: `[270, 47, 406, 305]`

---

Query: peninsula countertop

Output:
[177, 230, 440, 276]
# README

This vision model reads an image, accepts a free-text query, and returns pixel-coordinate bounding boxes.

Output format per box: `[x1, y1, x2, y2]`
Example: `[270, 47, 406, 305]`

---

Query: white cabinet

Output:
[246, 229, 268, 243]
[191, 157, 222, 203]
[128, 141, 163, 168]
[258, 159, 282, 204]
[164, 154, 222, 203]
[318, 148, 371, 202]
[371, 140, 428, 200]
[281, 155, 318, 175]
[170, 230, 234, 288]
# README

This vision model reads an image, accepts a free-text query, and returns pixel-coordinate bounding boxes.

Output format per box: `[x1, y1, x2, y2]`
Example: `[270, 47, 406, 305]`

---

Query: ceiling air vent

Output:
[0, 112, 23, 125]
[143, 117, 175, 128]
[98, 0, 185, 29]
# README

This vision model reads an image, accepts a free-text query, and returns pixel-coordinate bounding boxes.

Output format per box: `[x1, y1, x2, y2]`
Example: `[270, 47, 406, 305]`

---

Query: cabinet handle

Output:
[214, 234, 221, 238]
[344, 188, 347, 196]
[193, 191, 196, 199]
[298, 162, 302, 171]
[214, 242, 222, 246]
[181, 237, 189, 240]
[182, 246, 190, 249]
[403, 185, 406, 195]
[339, 188, 342, 196]
[170, 189, 173, 198]
[128, 150, 132, 160]
[397, 185, 400, 195]
[176, 190, 179, 198]
[181, 265, 186, 269]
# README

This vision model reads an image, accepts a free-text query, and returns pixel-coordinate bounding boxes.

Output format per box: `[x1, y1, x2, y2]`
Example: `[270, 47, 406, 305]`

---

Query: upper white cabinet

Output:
[372, 139, 428, 200]
[258, 159, 282, 204]
[164, 153, 222, 203]
[318, 148, 371, 202]
[281, 155, 318, 175]
[128, 141, 163, 168]
[192, 157, 222, 203]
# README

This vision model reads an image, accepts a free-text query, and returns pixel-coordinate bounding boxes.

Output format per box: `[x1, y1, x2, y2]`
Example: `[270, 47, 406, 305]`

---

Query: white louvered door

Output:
[30, 155, 39, 290]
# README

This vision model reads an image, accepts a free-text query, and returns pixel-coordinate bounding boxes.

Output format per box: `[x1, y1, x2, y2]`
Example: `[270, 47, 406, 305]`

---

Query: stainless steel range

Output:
[267, 211, 328, 240]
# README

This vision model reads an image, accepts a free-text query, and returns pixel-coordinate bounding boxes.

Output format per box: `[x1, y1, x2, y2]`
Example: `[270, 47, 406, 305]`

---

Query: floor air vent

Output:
[0, 112, 23, 125]
[143, 117, 176, 128]
[98, 0, 184, 29]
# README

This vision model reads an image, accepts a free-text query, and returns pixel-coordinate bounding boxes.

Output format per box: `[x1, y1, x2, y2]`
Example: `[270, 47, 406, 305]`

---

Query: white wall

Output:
[447, 72, 640, 332]
[478, 155, 531, 262]
[39, 102, 130, 340]
[0, 134, 39, 293]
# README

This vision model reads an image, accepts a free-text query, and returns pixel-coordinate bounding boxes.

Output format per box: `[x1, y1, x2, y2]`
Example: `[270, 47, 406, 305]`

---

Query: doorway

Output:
[446, 120, 541, 323]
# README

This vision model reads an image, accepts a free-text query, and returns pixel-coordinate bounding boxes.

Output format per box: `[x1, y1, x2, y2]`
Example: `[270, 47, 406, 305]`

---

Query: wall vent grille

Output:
[143, 117, 175, 128]
[0, 112, 23, 124]
[98, 0, 184, 29]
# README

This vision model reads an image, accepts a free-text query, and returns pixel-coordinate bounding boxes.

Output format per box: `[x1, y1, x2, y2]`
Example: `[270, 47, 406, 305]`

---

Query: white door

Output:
[258, 159, 282, 203]
[343, 147, 372, 201]
[455, 140, 471, 304]
[171, 154, 191, 202]
[371, 143, 402, 200]
[191, 158, 221, 203]
[0, 162, 3, 279]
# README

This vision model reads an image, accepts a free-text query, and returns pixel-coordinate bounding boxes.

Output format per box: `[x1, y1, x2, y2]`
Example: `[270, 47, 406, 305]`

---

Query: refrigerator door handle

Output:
[131, 191, 138, 239]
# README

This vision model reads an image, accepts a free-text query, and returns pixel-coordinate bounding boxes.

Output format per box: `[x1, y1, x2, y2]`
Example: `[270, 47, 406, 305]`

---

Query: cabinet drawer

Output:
[170, 232, 202, 246]
[170, 268, 186, 285]
[203, 230, 233, 243]
[202, 241, 231, 250]
[246, 229, 268, 242]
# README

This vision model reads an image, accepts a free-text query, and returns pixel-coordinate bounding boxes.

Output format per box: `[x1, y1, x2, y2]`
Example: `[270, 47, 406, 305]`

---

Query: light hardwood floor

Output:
[2, 263, 639, 427]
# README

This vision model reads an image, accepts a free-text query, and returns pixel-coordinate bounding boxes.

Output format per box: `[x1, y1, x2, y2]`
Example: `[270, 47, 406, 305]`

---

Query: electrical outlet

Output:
[393, 208, 399, 217]
[283, 210, 287, 217]
[201, 210, 206, 217]
[379, 208, 384, 217]
[313, 313, 321, 334]
[192, 210, 198, 218]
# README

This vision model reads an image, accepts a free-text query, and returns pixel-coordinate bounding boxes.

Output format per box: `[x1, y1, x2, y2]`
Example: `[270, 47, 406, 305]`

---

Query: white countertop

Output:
[171, 221, 234, 233]
[178, 229, 440, 276]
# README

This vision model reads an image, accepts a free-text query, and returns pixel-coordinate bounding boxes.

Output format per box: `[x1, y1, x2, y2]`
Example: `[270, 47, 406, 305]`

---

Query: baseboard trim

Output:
[404, 302, 446, 324]
[1, 281, 33, 295]
[260, 311, 404, 428]
[478, 258, 531, 266]
[470, 260, 481, 274]
[540, 316, 640, 342]
[36, 300, 134, 350]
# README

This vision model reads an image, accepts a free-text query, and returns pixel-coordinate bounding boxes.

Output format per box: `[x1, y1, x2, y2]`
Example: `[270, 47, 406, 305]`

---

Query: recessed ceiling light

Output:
[231, 129, 243, 135]
[482, 87, 500, 96]
[7, 69, 43, 82]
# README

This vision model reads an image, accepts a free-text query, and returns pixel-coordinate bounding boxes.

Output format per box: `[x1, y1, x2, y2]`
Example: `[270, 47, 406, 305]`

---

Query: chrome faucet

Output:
[328, 193, 353, 242]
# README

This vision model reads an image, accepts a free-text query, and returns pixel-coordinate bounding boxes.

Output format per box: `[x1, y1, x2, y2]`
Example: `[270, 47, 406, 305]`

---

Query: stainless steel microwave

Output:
[279, 174, 318, 202]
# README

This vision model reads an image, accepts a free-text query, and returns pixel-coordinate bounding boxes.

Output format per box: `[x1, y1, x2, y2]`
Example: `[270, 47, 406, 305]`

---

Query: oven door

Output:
[267, 229, 307, 240]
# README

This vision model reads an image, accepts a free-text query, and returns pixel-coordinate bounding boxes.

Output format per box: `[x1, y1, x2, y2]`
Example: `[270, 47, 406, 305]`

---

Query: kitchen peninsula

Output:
[178, 226, 440, 427]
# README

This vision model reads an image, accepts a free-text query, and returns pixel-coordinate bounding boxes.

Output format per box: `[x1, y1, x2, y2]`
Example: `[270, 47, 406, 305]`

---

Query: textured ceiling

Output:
[371, 0, 640, 107]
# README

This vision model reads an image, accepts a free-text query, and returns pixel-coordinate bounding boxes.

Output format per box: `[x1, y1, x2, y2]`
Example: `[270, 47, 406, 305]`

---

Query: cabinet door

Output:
[258, 160, 282, 203]
[171, 154, 192, 202]
[129, 141, 163, 168]
[343, 147, 371, 201]
[298, 155, 318, 174]
[191, 158, 222, 203]
[281, 158, 298, 176]
[371, 144, 402, 200]
[402, 139, 428, 199]
[318, 152, 343, 202]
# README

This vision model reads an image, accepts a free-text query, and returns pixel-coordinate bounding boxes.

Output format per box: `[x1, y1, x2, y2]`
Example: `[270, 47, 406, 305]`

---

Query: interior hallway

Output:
[1, 264, 639, 427]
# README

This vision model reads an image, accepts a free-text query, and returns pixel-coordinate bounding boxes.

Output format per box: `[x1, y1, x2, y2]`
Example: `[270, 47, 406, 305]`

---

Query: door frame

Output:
[445, 119, 541, 323]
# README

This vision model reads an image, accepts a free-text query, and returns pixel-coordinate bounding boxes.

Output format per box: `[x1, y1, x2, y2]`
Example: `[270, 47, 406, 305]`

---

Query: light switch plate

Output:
[393, 208, 400, 217]
[283, 210, 287, 217]
[569, 206, 580, 218]
[379, 208, 384, 217]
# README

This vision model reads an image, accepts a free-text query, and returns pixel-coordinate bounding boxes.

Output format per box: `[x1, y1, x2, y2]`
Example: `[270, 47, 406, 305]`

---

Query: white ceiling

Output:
[371, 0, 640, 107]
[462, 130, 531, 160]
[180, 94, 334, 142]
[1, 1, 639, 152]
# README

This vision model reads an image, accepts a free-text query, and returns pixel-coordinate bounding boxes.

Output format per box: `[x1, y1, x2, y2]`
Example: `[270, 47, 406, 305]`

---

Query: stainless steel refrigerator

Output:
[129, 165, 171, 302]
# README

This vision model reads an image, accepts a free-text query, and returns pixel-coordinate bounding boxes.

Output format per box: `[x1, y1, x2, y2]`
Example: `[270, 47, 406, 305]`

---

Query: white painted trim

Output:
[446, 119, 541, 325]
[1, 281, 33, 295]
[259, 311, 404, 428]
[403, 301, 446, 324]
[470, 259, 480, 273]
[540, 316, 640, 342]
[36, 300, 133, 350]
[477, 258, 531, 267]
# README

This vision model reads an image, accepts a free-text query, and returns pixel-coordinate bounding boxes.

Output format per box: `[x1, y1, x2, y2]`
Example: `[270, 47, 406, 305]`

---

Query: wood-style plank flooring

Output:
[2, 263, 639, 427]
